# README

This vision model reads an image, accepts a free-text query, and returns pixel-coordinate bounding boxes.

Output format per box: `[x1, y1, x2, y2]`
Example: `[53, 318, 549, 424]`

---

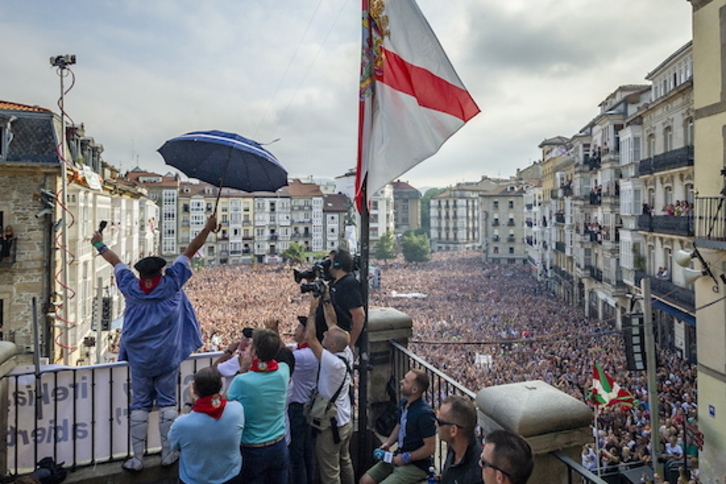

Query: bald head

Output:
[324, 326, 350, 352]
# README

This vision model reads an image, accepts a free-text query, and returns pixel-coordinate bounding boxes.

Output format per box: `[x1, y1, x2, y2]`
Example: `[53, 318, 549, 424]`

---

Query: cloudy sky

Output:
[0, 0, 692, 189]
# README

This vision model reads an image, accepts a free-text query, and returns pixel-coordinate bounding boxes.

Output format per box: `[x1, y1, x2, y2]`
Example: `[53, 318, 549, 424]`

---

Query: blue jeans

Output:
[240, 437, 289, 484]
[288, 403, 315, 484]
[130, 368, 178, 411]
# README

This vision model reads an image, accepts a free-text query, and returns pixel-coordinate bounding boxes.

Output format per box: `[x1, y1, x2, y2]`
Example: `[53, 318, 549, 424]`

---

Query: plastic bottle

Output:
[427, 466, 437, 484]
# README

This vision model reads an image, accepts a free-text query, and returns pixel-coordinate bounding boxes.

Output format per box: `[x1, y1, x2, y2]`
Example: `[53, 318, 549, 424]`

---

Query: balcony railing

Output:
[638, 214, 693, 236]
[695, 197, 726, 243]
[638, 146, 694, 175]
[555, 214, 565, 224]
[585, 265, 603, 282]
[634, 271, 695, 312]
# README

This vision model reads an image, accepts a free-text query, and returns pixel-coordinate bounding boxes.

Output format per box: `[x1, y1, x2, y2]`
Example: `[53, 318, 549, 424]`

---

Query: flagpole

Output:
[356, 0, 373, 474]
[595, 404, 602, 478]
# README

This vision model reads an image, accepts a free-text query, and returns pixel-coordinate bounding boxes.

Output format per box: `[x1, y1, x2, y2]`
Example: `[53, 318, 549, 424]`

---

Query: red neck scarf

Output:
[139, 275, 162, 294]
[296, 343, 310, 350]
[192, 394, 226, 419]
[250, 359, 279, 372]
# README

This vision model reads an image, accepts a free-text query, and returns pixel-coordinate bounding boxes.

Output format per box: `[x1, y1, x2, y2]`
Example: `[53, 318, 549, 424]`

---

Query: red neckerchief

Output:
[192, 394, 226, 419]
[250, 359, 279, 372]
[139, 275, 162, 294]
[296, 343, 310, 350]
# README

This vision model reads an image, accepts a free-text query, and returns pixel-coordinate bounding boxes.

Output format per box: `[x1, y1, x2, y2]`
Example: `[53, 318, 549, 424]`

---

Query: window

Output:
[647, 134, 656, 158]
[493, 246, 499, 254]
[493, 201, 499, 209]
[508, 247, 514, 254]
[664, 126, 673, 152]
[508, 200, 514, 209]
[685, 118, 694, 146]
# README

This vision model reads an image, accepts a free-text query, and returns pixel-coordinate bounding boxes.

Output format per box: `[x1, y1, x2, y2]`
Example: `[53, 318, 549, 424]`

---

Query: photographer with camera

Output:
[305, 283, 355, 484]
[304, 248, 365, 348]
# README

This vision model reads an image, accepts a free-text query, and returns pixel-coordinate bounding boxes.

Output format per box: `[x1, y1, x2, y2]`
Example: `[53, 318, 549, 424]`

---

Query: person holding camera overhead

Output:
[314, 248, 365, 347]
[91, 214, 217, 472]
[305, 285, 355, 484]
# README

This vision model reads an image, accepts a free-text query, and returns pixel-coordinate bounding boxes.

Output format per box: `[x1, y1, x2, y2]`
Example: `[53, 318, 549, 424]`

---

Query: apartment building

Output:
[391, 180, 422, 234]
[0, 102, 155, 365]
[688, 0, 726, 476]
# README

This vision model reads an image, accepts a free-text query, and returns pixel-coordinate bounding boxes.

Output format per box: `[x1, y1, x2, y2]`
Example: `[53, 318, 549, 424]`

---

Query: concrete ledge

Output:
[476, 380, 592, 437]
[63, 455, 178, 484]
[368, 308, 412, 342]
[0, 342, 16, 378]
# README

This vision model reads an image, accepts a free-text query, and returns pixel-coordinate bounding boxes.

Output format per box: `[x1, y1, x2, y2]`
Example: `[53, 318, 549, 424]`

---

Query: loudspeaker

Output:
[674, 250, 693, 267]
[683, 268, 705, 285]
[623, 314, 647, 371]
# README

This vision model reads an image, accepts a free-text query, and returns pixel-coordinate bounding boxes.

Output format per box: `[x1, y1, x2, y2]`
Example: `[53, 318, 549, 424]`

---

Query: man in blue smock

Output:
[91, 214, 216, 471]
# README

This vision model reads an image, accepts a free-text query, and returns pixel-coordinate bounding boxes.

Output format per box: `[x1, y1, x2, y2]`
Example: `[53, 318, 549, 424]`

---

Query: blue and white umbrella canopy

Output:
[158, 130, 288, 193]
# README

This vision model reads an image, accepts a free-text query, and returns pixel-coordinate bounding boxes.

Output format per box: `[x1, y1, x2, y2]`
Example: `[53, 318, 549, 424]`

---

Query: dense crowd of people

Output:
[181, 250, 698, 482]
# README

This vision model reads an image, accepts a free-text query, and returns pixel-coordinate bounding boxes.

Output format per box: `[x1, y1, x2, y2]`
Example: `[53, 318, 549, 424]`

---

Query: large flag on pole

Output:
[589, 362, 635, 409]
[356, 0, 480, 211]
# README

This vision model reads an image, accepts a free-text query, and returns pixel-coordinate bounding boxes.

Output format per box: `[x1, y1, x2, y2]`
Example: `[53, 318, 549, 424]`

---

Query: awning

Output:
[652, 300, 696, 328]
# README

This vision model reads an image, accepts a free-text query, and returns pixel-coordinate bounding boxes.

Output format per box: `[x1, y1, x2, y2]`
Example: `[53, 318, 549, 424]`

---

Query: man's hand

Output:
[204, 214, 218, 232]
[91, 231, 103, 245]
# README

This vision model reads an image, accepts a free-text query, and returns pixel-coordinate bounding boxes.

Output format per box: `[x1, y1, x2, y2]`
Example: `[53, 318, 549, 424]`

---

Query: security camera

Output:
[35, 208, 53, 218]
[50, 55, 76, 68]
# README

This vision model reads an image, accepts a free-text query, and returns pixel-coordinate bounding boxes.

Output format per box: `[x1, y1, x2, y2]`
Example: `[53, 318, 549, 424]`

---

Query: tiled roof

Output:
[323, 193, 349, 212]
[287, 179, 324, 197]
[0, 100, 52, 113]
[391, 180, 419, 191]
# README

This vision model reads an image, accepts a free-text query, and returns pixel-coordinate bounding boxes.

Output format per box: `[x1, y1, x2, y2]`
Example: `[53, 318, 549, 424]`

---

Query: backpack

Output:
[30, 457, 67, 484]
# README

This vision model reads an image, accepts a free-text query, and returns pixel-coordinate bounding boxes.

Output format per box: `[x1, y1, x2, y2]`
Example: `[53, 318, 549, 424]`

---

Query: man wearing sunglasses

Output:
[479, 430, 534, 484]
[436, 396, 483, 484]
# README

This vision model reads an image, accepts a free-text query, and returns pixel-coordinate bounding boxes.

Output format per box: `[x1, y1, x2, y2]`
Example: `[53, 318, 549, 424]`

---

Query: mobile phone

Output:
[98, 221, 108, 233]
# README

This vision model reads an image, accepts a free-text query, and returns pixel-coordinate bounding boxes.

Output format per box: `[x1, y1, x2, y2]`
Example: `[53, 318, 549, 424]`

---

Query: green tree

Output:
[282, 242, 307, 265]
[400, 233, 431, 262]
[421, 188, 445, 234]
[374, 231, 397, 265]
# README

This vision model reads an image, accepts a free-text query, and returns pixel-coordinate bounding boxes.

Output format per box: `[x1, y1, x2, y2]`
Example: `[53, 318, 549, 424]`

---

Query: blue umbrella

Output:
[158, 130, 288, 196]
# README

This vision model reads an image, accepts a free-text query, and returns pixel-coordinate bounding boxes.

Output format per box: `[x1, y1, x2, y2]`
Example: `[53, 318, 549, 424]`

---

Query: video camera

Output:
[293, 259, 332, 297]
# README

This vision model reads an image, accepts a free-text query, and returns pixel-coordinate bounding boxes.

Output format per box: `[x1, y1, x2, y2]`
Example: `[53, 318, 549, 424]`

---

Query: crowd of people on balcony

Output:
[642, 201, 693, 217]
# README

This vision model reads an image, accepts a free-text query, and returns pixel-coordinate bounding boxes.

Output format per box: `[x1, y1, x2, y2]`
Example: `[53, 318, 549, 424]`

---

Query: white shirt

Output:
[288, 345, 319, 404]
[318, 346, 353, 427]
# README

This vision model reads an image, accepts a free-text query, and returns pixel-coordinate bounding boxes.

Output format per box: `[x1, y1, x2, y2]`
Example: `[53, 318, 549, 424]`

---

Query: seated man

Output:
[438, 395, 483, 484]
[169, 367, 245, 484]
[360, 369, 436, 484]
[479, 430, 533, 484]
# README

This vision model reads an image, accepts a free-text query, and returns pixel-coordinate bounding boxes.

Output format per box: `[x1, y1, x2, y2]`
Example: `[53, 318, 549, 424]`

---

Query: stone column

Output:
[477, 380, 593, 484]
[367, 307, 412, 414]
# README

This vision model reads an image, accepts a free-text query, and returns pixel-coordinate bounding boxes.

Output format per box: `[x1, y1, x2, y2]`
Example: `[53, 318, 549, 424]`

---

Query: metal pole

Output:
[357, 179, 371, 475]
[95, 277, 103, 364]
[59, 68, 70, 365]
[641, 278, 661, 475]
[31, 298, 43, 421]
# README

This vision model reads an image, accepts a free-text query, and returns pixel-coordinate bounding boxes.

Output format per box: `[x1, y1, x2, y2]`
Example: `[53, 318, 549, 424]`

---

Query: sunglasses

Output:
[479, 457, 510, 477]
[435, 417, 461, 428]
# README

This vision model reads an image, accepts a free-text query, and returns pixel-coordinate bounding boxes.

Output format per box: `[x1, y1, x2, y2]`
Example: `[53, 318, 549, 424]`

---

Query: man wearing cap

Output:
[91, 214, 216, 471]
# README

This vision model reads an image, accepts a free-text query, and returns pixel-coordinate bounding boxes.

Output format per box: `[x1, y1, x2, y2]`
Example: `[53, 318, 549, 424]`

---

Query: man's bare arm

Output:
[183, 215, 217, 259]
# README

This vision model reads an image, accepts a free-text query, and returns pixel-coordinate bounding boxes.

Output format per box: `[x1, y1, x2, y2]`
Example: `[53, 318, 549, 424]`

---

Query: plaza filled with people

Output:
[179, 250, 698, 481]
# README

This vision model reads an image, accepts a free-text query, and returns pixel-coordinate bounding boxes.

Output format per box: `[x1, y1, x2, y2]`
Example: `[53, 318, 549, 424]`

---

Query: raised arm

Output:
[183, 214, 217, 259]
[304, 297, 324, 360]
[90, 231, 122, 267]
